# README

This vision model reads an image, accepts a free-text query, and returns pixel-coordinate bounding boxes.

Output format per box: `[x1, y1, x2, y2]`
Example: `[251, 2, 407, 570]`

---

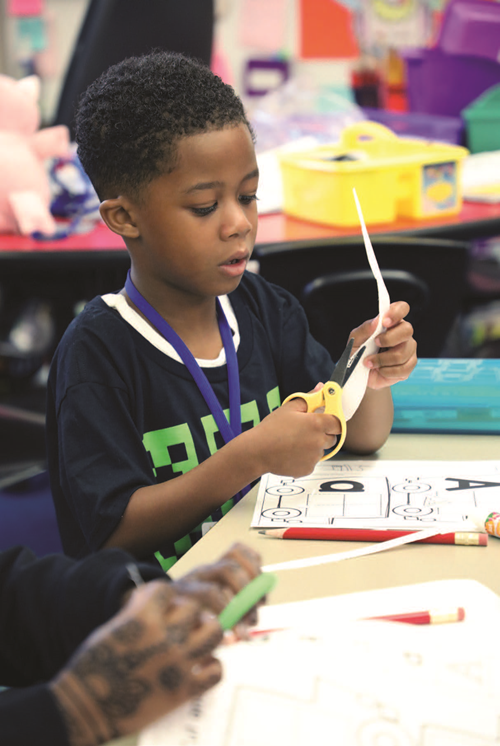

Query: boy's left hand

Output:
[350, 300, 417, 391]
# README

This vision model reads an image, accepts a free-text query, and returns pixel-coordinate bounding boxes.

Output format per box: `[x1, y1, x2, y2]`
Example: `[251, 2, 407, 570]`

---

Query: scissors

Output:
[282, 338, 365, 460]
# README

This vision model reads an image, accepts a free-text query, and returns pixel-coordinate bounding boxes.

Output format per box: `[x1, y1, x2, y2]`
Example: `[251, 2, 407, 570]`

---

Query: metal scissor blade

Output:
[343, 345, 366, 386]
[330, 338, 354, 386]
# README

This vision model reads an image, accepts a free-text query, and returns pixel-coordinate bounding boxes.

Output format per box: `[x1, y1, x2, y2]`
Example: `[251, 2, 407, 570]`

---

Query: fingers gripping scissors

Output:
[282, 339, 365, 460]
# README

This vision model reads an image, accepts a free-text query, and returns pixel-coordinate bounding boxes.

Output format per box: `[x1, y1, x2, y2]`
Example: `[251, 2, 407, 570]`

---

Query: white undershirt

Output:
[102, 292, 240, 367]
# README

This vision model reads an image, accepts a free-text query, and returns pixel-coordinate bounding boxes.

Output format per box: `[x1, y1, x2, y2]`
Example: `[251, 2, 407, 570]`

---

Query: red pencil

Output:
[366, 607, 466, 625]
[259, 527, 488, 546]
[248, 608, 465, 636]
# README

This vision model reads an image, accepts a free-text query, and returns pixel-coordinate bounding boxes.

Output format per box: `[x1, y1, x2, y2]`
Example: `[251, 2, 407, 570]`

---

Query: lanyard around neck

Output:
[124, 271, 241, 444]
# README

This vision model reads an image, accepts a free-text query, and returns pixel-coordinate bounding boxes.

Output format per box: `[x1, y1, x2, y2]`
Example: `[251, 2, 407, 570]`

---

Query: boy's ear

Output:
[99, 197, 140, 238]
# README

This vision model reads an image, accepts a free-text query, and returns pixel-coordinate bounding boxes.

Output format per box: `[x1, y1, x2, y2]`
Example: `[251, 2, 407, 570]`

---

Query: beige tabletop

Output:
[169, 433, 500, 601]
[111, 432, 500, 746]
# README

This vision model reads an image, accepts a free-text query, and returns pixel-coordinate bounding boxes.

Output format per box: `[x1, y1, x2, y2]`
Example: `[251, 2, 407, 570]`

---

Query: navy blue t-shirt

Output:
[46, 271, 333, 567]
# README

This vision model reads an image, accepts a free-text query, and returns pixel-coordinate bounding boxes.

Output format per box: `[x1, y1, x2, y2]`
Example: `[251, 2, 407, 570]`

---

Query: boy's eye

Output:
[191, 202, 217, 217]
[239, 193, 258, 206]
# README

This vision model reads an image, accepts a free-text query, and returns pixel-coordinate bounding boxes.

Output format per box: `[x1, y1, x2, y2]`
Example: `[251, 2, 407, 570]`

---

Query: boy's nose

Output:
[221, 202, 254, 240]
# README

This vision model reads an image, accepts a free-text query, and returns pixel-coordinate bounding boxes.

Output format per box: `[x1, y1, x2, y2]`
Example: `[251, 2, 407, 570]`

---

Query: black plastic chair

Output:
[53, 0, 215, 136]
[253, 235, 471, 359]
[0, 251, 132, 480]
[301, 269, 430, 361]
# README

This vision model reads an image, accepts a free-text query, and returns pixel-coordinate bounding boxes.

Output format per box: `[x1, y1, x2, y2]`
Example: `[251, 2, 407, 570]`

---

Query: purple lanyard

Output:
[125, 271, 241, 443]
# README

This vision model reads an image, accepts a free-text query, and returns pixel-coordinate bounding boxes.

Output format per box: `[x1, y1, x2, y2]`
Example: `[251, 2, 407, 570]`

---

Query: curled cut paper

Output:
[342, 188, 391, 420]
[262, 527, 446, 573]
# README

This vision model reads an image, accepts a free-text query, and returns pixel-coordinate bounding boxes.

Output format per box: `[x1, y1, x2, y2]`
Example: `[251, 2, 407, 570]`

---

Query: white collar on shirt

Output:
[102, 292, 240, 368]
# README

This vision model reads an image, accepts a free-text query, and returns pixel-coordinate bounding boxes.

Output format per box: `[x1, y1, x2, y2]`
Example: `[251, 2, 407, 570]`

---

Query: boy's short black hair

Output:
[75, 50, 253, 201]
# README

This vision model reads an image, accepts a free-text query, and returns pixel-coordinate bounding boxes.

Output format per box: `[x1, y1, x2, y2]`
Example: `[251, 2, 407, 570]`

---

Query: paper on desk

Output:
[257, 577, 500, 634]
[139, 580, 500, 746]
[462, 150, 500, 202]
[251, 459, 500, 531]
[342, 189, 391, 420]
[262, 526, 445, 572]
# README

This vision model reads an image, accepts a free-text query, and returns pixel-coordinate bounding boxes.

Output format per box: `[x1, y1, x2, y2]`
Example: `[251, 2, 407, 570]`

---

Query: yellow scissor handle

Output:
[282, 381, 347, 460]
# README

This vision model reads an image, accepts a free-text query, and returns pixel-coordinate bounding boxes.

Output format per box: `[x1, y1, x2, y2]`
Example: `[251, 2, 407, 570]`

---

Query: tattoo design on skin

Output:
[73, 644, 154, 723]
[70, 620, 180, 736]
[161, 620, 191, 647]
[67, 596, 217, 739]
[158, 664, 184, 691]
[111, 619, 143, 645]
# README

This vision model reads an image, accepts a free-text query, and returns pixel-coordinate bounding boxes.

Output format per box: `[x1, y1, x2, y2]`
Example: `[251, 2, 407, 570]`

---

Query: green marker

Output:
[218, 572, 278, 631]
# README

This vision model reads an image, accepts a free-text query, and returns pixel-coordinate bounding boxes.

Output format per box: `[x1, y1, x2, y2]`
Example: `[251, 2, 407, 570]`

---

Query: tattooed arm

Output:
[0, 542, 261, 746]
[0, 545, 167, 686]
[50, 581, 224, 746]
[49, 543, 262, 746]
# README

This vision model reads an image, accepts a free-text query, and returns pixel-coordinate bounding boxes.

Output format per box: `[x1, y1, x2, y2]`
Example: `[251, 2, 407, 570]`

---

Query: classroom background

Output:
[1, 0, 500, 360]
[1, 0, 500, 556]
[0, 0, 474, 122]
[2, 8, 500, 744]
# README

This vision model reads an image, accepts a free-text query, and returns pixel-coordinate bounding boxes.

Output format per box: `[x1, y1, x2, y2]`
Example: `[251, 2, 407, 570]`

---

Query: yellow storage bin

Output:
[278, 121, 469, 227]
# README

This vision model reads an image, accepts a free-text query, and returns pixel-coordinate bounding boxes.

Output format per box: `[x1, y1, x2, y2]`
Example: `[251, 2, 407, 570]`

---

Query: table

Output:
[110, 431, 500, 746]
[0, 201, 496, 326]
[0, 205, 497, 342]
[256, 201, 500, 245]
[0, 199, 500, 257]
[0, 221, 126, 254]
[169, 432, 500, 601]
[0, 200, 498, 326]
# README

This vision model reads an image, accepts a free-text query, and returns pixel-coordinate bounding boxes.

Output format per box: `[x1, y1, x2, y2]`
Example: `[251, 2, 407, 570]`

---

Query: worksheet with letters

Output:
[251, 460, 500, 531]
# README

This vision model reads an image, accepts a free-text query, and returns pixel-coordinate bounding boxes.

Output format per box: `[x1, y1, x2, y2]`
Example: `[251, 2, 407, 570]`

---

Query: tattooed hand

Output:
[49, 580, 223, 746]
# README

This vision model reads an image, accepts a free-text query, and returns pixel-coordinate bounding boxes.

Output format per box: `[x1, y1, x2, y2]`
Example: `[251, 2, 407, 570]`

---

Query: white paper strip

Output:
[354, 188, 391, 314]
[262, 527, 444, 573]
[342, 188, 391, 420]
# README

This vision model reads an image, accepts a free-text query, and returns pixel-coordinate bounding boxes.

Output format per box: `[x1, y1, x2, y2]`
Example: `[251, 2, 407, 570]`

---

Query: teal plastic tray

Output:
[391, 358, 500, 434]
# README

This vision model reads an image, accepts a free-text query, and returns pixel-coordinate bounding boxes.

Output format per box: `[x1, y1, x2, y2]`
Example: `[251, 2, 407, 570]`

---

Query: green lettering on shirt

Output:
[154, 551, 177, 573]
[201, 408, 230, 456]
[267, 385, 281, 411]
[143, 423, 199, 477]
[201, 399, 262, 455]
[220, 497, 234, 516]
[144, 391, 281, 476]
[144, 390, 280, 568]
[174, 534, 193, 557]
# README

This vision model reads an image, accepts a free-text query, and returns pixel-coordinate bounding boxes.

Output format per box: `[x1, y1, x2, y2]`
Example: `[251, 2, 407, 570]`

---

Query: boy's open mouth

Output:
[222, 252, 248, 266]
[220, 253, 248, 276]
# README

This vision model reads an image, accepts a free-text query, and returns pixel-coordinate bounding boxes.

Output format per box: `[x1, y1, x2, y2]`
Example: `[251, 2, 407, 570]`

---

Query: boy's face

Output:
[127, 123, 259, 304]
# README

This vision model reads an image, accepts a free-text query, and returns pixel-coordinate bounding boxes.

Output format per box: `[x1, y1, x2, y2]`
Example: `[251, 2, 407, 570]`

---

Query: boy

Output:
[46, 51, 417, 569]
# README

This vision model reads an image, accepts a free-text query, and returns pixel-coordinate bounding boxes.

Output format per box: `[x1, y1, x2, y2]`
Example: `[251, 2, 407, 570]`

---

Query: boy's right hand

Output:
[254, 391, 341, 478]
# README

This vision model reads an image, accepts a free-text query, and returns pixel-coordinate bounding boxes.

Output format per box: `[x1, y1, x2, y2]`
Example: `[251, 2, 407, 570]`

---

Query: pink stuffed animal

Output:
[0, 74, 70, 235]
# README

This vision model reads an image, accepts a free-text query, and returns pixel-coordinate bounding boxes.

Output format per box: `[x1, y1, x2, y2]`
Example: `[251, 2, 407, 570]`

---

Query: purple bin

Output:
[403, 0, 500, 118]
[362, 107, 464, 144]
[404, 47, 500, 118]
